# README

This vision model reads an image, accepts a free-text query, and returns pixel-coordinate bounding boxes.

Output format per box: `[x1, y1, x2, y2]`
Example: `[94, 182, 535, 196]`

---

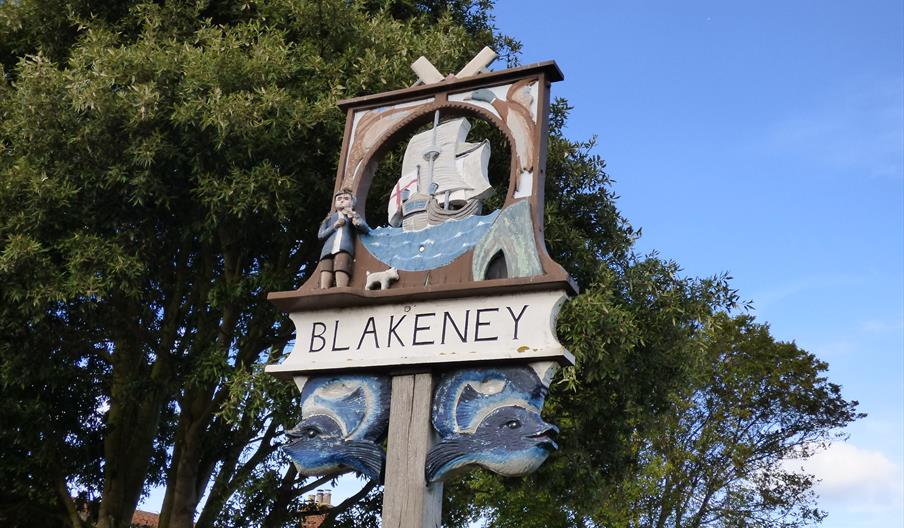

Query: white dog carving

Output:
[365, 267, 399, 290]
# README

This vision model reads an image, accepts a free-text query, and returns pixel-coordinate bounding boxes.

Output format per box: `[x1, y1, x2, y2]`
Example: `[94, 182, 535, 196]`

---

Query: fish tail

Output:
[341, 440, 386, 482]
[425, 439, 467, 483]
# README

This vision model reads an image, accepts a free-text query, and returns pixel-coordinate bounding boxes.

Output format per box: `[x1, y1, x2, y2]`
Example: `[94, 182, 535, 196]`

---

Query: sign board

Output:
[266, 290, 572, 377]
[264, 57, 575, 378]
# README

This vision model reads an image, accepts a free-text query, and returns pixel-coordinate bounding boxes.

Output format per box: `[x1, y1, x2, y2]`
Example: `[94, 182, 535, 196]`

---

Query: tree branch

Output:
[53, 475, 82, 528]
[319, 480, 378, 528]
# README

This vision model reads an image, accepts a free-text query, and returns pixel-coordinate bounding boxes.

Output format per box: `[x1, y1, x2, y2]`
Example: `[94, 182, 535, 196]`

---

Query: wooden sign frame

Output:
[267, 61, 575, 317]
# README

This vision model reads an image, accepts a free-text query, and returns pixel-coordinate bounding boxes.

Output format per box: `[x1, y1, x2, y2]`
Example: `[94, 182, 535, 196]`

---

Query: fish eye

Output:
[304, 428, 319, 438]
[504, 420, 521, 429]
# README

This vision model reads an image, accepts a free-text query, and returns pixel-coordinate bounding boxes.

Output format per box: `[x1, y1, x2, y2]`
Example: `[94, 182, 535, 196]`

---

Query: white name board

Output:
[265, 290, 573, 375]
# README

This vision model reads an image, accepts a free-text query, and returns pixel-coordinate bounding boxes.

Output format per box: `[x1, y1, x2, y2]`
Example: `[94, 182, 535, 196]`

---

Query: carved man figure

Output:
[319, 189, 370, 288]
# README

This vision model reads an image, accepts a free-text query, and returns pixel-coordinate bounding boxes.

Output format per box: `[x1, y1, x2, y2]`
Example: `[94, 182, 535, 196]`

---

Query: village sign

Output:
[265, 48, 575, 526]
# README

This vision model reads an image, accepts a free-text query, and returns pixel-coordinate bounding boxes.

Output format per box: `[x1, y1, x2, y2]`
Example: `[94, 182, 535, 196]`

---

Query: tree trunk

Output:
[160, 285, 239, 528]
[158, 384, 219, 528]
[261, 466, 301, 528]
[96, 345, 170, 528]
[54, 474, 83, 528]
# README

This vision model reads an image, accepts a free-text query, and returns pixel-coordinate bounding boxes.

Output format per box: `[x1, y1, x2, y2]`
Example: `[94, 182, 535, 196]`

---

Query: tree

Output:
[450, 311, 861, 528]
[0, 1, 512, 527]
[596, 314, 863, 528]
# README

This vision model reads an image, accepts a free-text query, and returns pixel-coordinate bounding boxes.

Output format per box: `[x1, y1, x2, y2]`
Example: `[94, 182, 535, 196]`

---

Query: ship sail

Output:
[387, 117, 492, 228]
[452, 140, 492, 203]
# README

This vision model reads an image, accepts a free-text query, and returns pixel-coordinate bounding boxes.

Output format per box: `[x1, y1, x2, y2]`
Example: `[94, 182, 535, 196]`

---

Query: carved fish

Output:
[281, 375, 390, 481]
[432, 366, 548, 437]
[283, 414, 385, 481]
[425, 405, 558, 483]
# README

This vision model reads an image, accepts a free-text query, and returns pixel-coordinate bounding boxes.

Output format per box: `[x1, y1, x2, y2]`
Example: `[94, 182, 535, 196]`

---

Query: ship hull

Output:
[427, 198, 482, 225]
[401, 197, 483, 232]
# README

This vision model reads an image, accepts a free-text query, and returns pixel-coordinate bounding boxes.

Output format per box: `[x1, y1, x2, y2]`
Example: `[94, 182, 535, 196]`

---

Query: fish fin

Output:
[339, 440, 386, 482]
[342, 386, 365, 405]
[459, 383, 482, 404]
[425, 439, 469, 483]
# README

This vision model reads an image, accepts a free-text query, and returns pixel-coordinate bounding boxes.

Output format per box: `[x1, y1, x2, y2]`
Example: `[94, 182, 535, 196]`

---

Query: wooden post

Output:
[381, 372, 443, 527]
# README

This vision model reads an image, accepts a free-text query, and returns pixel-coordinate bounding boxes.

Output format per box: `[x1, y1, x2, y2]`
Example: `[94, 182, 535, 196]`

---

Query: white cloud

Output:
[794, 443, 904, 513]
[763, 76, 904, 181]
[750, 273, 864, 311]
[858, 318, 904, 334]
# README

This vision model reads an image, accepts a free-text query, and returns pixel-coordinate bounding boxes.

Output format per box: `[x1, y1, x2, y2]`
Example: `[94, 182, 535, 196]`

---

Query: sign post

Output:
[381, 373, 442, 527]
[266, 49, 575, 527]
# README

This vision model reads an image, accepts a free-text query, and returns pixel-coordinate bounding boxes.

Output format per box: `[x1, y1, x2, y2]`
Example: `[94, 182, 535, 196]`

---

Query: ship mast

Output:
[422, 110, 450, 209]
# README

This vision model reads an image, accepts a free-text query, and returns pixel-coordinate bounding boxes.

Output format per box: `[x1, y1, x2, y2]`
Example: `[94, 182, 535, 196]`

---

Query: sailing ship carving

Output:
[388, 115, 493, 231]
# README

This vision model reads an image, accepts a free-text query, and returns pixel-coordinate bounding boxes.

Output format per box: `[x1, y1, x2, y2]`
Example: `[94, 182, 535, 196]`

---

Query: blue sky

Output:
[492, 0, 903, 525]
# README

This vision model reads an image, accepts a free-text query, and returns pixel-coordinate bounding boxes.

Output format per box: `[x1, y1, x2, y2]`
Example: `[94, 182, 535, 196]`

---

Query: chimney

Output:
[315, 490, 324, 506]
[322, 491, 332, 507]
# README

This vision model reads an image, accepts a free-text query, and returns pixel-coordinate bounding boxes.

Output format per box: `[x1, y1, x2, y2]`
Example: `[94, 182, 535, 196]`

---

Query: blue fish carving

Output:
[282, 375, 390, 481]
[426, 364, 559, 483]
[426, 405, 558, 482]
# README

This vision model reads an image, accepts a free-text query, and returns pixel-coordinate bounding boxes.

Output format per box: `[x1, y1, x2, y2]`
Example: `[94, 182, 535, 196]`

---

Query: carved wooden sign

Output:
[266, 49, 574, 525]
[268, 290, 570, 375]
[266, 51, 574, 370]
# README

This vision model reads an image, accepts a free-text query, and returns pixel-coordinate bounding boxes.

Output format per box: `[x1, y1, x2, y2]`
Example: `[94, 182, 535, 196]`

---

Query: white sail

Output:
[401, 118, 491, 194]
[388, 116, 493, 229]
[455, 140, 492, 201]
[399, 119, 462, 195]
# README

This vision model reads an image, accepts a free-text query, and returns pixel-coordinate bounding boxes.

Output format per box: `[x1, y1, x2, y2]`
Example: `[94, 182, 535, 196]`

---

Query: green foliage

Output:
[591, 314, 863, 528]
[0, 1, 511, 527]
